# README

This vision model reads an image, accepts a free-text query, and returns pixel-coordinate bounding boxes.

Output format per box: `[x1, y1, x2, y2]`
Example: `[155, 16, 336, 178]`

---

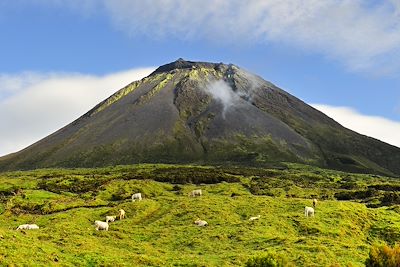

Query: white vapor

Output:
[204, 79, 239, 118]
[0, 67, 155, 156]
[312, 104, 400, 148]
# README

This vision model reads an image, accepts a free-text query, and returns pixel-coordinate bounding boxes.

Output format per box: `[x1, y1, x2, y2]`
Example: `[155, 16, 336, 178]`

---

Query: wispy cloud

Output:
[0, 68, 154, 156]
[97, 0, 400, 74]
[312, 104, 400, 148]
[8, 1, 400, 73]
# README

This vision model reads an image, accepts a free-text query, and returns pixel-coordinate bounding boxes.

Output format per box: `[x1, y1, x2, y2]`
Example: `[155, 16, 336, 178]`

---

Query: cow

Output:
[194, 219, 208, 226]
[313, 198, 318, 208]
[94, 221, 109, 231]
[132, 193, 142, 202]
[189, 189, 202, 197]
[304, 206, 315, 217]
[106, 216, 117, 223]
[119, 209, 126, 220]
[17, 224, 39, 230]
[249, 215, 261, 221]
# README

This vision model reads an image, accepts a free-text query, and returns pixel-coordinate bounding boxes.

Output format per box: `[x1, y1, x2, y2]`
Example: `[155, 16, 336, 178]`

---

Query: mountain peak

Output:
[152, 58, 226, 74]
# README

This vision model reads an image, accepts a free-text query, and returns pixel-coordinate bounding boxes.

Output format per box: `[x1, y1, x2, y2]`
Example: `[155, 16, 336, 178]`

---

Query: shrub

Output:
[381, 192, 400, 206]
[368, 184, 400, 192]
[334, 189, 378, 201]
[38, 176, 108, 194]
[11, 201, 44, 214]
[369, 226, 400, 246]
[0, 185, 20, 197]
[365, 244, 400, 267]
[110, 187, 128, 201]
[245, 253, 286, 267]
[150, 167, 240, 184]
[172, 185, 183, 192]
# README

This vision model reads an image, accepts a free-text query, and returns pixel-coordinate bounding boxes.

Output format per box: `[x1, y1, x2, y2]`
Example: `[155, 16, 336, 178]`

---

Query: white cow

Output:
[105, 216, 116, 223]
[119, 209, 126, 220]
[132, 193, 142, 202]
[17, 224, 39, 230]
[94, 220, 109, 231]
[194, 219, 208, 227]
[189, 189, 202, 197]
[249, 215, 261, 221]
[312, 198, 318, 208]
[304, 206, 315, 217]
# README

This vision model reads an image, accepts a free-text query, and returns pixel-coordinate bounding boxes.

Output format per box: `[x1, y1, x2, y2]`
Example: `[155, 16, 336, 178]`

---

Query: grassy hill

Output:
[0, 164, 400, 266]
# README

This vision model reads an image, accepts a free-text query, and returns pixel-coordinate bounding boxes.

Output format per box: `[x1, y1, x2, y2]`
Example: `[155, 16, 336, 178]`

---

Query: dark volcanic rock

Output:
[152, 58, 219, 74]
[1, 59, 400, 176]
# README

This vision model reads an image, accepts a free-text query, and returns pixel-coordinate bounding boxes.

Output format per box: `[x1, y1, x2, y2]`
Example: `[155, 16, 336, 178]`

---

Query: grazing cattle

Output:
[189, 189, 202, 197]
[194, 219, 208, 227]
[94, 220, 109, 231]
[17, 224, 39, 230]
[118, 209, 126, 220]
[312, 198, 318, 208]
[249, 215, 261, 221]
[106, 216, 116, 223]
[304, 206, 315, 217]
[132, 193, 142, 202]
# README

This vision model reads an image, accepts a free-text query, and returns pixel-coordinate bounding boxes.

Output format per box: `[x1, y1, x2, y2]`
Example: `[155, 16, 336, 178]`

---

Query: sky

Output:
[1, 0, 400, 156]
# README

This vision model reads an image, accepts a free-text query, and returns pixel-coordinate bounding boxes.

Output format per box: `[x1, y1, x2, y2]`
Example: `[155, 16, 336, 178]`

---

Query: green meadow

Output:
[0, 164, 399, 266]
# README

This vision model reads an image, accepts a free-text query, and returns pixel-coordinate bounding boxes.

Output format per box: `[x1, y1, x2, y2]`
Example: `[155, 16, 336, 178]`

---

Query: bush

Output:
[369, 226, 400, 246]
[368, 184, 400, 192]
[334, 189, 378, 201]
[150, 167, 240, 184]
[245, 253, 286, 267]
[0, 185, 20, 197]
[11, 201, 45, 214]
[38, 176, 108, 194]
[110, 187, 129, 201]
[381, 192, 400, 206]
[172, 185, 183, 192]
[365, 244, 400, 267]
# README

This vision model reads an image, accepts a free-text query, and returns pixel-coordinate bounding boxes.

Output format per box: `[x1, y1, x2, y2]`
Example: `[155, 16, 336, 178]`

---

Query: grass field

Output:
[0, 163, 399, 266]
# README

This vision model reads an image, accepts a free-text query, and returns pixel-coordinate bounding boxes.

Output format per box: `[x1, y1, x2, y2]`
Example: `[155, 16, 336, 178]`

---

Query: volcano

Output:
[1, 59, 400, 175]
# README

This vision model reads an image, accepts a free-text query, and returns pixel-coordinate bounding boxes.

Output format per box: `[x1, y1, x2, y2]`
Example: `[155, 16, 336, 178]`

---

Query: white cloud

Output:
[0, 67, 154, 156]
[312, 104, 400, 148]
[95, 0, 400, 73]
[8, 1, 400, 73]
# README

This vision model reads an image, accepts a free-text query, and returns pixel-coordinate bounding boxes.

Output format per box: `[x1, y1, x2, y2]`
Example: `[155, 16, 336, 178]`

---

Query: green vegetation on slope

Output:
[0, 164, 400, 266]
[92, 80, 140, 115]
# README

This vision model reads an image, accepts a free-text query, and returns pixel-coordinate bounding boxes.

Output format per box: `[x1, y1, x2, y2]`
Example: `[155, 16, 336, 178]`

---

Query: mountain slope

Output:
[1, 59, 400, 175]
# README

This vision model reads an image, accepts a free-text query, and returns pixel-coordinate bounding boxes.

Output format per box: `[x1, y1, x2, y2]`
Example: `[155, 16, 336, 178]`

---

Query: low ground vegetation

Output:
[365, 244, 400, 267]
[0, 163, 399, 265]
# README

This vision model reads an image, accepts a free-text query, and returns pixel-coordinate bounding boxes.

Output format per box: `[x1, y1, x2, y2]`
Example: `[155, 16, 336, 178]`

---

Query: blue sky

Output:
[1, 0, 400, 156]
